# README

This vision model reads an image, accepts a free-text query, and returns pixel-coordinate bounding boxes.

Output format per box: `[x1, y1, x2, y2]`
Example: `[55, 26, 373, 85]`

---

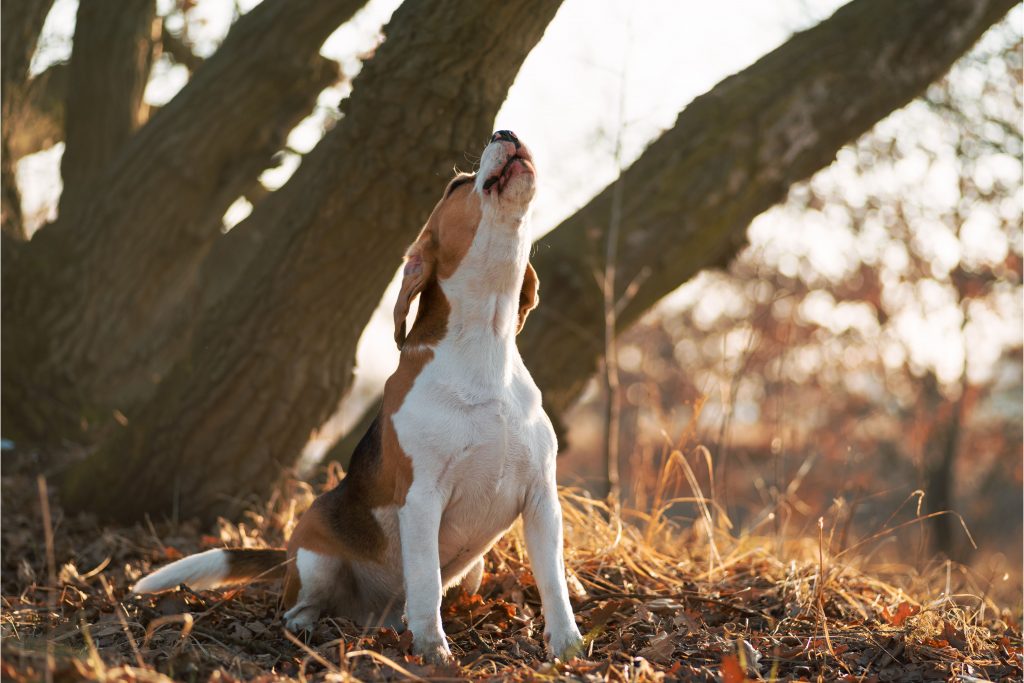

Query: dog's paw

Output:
[545, 625, 585, 661]
[283, 604, 320, 633]
[412, 634, 452, 665]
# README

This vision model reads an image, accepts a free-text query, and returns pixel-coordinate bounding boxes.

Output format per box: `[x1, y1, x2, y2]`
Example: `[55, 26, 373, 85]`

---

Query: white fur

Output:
[131, 548, 229, 594]
[393, 138, 583, 660]
[131, 137, 583, 662]
[283, 549, 337, 632]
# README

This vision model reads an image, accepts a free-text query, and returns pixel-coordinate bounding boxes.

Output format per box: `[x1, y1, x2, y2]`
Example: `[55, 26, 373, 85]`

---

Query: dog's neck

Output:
[440, 206, 530, 346]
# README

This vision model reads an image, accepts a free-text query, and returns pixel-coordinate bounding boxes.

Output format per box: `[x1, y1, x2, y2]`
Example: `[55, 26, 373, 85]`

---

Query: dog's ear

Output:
[394, 228, 436, 348]
[516, 262, 539, 335]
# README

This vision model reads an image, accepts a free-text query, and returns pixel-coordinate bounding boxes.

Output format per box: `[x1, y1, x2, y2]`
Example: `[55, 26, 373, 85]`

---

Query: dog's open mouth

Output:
[483, 154, 534, 195]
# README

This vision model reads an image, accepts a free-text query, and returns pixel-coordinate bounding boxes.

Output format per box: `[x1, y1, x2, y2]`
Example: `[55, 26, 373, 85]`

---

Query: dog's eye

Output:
[446, 175, 474, 198]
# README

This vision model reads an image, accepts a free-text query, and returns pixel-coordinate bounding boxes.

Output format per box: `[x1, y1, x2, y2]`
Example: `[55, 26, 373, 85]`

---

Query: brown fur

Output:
[284, 177, 484, 608]
[222, 548, 288, 581]
[433, 181, 482, 280]
[394, 178, 482, 347]
[517, 262, 539, 334]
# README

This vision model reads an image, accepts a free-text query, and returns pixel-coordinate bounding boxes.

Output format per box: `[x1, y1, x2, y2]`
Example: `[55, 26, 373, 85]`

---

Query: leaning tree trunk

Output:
[326, 0, 1017, 463]
[519, 0, 1017, 418]
[64, 0, 1014, 523]
[2, 0, 355, 440]
[61, 0, 564, 522]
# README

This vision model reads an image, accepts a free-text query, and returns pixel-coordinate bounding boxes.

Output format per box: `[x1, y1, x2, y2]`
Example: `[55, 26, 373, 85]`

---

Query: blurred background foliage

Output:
[561, 22, 1022, 588]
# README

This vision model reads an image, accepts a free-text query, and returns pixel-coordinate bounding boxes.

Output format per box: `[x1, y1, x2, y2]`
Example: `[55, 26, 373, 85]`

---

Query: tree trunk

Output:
[61, 0, 564, 522]
[322, 399, 381, 470]
[6, 63, 67, 162]
[518, 0, 1017, 418]
[924, 397, 963, 560]
[58, 0, 157, 221]
[2, 0, 355, 436]
[325, 0, 1016, 462]
[2, 139, 24, 242]
[59, 0, 1014, 522]
[1, 0, 56, 241]
[920, 370, 974, 561]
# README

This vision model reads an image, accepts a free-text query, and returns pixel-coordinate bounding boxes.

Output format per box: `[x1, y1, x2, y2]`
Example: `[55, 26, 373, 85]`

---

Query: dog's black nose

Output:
[491, 130, 519, 146]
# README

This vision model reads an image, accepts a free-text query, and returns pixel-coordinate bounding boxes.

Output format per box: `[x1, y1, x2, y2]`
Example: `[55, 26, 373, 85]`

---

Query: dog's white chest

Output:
[392, 338, 556, 571]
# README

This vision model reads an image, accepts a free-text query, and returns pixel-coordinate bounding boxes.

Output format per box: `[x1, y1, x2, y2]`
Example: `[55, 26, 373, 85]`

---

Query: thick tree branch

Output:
[160, 23, 202, 73]
[4, 0, 357, 419]
[64, 0, 563, 522]
[518, 0, 1018, 418]
[1, 0, 55, 91]
[0, 22, 202, 165]
[6, 62, 67, 161]
[1, 0, 57, 241]
[59, 0, 157, 220]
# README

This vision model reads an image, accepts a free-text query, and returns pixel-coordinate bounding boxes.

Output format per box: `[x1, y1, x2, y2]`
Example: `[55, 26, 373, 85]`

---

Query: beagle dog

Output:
[132, 131, 584, 663]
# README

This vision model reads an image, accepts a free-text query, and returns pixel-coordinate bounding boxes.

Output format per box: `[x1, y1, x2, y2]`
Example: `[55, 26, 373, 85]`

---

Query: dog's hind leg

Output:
[457, 556, 484, 595]
[282, 549, 339, 632]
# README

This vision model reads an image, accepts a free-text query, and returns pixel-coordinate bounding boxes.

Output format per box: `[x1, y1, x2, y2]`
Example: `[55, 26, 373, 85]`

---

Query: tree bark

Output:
[62, 0, 563, 522]
[6, 63, 67, 161]
[59, 0, 1014, 522]
[325, 0, 1017, 461]
[3, 0, 356, 434]
[322, 399, 381, 470]
[1, 0, 56, 241]
[58, 0, 157, 221]
[924, 393, 964, 560]
[518, 0, 1018, 418]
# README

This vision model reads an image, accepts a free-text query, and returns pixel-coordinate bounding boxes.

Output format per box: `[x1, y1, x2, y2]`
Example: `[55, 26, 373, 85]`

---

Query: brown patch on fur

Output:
[223, 548, 288, 582]
[378, 183, 481, 504]
[285, 173, 482, 607]
[282, 566, 301, 608]
[394, 179, 481, 347]
[517, 261, 539, 334]
[433, 181, 482, 280]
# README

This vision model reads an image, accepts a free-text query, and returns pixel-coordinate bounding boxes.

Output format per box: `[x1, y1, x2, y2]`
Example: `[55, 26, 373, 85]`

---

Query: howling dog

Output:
[132, 131, 584, 663]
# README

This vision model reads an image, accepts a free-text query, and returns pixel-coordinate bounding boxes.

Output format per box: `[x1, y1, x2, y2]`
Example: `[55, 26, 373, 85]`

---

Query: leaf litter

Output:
[1, 458, 1020, 682]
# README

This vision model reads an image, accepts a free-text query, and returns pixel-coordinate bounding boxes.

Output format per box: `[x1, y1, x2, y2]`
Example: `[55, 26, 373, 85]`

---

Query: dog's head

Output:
[394, 131, 539, 349]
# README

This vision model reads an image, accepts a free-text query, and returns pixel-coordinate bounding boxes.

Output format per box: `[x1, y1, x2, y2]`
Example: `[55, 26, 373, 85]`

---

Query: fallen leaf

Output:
[162, 546, 183, 560]
[587, 600, 625, 635]
[720, 653, 749, 683]
[245, 620, 267, 634]
[941, 621, 968, 651]
[882, 601, 920, 626]
[638, 632, 675, 662]
[155, 593, 190, 616]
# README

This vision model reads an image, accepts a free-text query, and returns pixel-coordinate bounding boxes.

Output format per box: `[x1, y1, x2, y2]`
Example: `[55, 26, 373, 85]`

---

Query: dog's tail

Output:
[131, 548, 288, 594]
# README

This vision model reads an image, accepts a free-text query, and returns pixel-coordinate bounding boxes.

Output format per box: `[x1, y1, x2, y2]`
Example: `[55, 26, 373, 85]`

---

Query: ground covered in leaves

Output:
[2, 461, 1021, 682]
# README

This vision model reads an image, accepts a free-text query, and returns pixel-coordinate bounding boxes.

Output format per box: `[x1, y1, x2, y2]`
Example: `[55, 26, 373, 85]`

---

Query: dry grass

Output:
[2, 454, 1021, 683]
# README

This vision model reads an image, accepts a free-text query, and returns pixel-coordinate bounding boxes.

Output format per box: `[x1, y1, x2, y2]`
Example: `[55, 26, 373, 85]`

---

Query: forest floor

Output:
[2, 457, 1021, 683]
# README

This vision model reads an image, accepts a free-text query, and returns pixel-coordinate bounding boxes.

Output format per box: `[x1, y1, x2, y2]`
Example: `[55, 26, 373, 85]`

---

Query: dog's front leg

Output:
[522, 473, 584, 660]
[398, 488, 450, 664]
